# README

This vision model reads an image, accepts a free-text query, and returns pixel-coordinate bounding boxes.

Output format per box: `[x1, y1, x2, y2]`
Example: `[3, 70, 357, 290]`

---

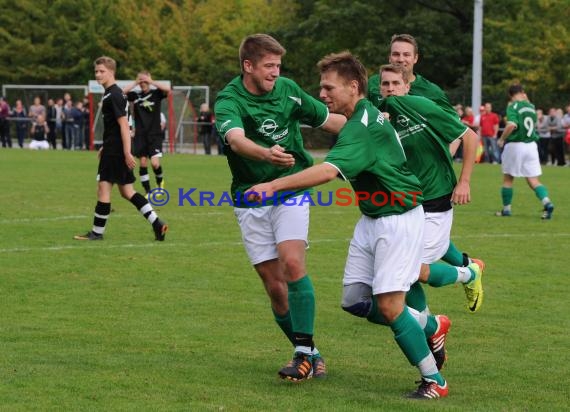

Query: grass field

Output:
[1, 149, 569, 411]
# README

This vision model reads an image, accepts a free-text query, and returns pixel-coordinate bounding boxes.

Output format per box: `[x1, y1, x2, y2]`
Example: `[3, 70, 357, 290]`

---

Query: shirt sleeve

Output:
[214, 97, 243, 142]
[111, 92, 128, 120]
[421, 100, 469, 143]
[296, 88, 330, 129]
[284, 78, 329, 128]
[324, 122, 371, 180]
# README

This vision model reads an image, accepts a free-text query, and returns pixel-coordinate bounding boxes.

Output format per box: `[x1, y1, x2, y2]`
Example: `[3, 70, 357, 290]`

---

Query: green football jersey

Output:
[409, 74, 457, 118]
[325, 99, 423, 218]
[215, 76, 329, 206]
[367, 73, 382, 107]
[380, 95, 468, 201]
[368, 73, 457, 118]
[505, 100, 539, 143]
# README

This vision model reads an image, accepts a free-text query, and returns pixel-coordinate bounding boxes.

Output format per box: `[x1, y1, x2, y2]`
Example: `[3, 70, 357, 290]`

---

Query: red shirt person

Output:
[479, 103, 500, 163]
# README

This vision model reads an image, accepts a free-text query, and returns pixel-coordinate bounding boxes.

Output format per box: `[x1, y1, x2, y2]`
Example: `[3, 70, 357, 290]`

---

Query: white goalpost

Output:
[171, 85, 211, 154]
[3, 83, 210, 153]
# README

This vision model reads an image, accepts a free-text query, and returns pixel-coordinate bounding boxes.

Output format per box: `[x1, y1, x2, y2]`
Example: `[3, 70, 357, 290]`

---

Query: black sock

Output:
[154, 166, 163, 186]
[92, 201, 111, 235]
[129, 192, 160, 228]
[292, 333, 314, 351]
[462, 252, 470, 267]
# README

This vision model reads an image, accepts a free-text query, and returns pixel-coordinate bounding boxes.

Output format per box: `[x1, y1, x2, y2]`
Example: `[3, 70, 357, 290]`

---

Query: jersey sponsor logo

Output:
[518, 107, 535, 115]
[134, 94, 156, 112]
[271, 128, 289, 142]
[394, 115, 426, 140]
[396, 114, 409, 128]
[258, 119, 289, 142]
[259, 119, 278, 135]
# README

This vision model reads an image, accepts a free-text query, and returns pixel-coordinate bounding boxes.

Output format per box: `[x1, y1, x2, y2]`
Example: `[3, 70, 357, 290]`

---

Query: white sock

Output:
[457, 266, 473, 283]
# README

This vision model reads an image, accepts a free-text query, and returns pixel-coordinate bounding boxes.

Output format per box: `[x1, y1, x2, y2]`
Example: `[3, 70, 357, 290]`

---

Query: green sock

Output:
[392, 309, 443, 385]
[427, 263, 460, 287]
[391, 307, 431, 366]
[423, 314, 438, 338]
[534, 185, 551, 206]
[366, 296, 389, 325]
[534, 185, 548, 201]
[502, 187, 513, 207]
[287, 275, 315, 336]
[272, 308, 294, 345]
[405, 282, 428, 312]
[425, 372, 445, 386]
[441, 241, 464, 266]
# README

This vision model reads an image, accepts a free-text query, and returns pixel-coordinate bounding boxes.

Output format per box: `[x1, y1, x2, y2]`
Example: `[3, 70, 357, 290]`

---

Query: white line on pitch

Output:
[0, 215, 89, 224]
[0, 211, 230, 224]
[1, 232, 569, 254]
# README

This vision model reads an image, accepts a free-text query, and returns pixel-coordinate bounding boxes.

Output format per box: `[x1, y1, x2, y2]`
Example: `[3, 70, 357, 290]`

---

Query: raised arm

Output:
[140, 73, 171, 94]
[122, 80, 139, 95]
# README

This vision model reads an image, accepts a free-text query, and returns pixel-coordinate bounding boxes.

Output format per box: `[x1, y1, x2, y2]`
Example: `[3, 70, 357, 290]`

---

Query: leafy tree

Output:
[185, 0, 298, 92]
[280, 0, 474, 97]
[484, 0, 570, 109]
[1, 0, 569, 113]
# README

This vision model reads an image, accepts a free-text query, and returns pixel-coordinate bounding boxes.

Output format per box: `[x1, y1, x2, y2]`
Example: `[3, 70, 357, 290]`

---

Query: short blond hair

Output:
[93, 56, 116, 72]
[380, 63, 410, 83]
[239, 34, 286, 71]
[317, 51, 368, 95]
[390, 34, 419, 56]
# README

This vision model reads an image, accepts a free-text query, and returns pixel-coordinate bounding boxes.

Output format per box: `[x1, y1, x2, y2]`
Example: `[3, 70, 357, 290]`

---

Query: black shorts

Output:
[97, 155, 136, 185]
[422, 193, 453, 213]
[132, 133, 163, 158]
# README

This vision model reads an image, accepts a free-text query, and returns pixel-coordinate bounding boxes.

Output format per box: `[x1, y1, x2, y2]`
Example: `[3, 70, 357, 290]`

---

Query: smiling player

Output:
[214, 34, 345, 381]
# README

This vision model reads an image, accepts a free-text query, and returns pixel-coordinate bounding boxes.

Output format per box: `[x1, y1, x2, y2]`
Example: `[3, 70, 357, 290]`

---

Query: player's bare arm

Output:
[226, 129, 294, 167]
[452, 127, 478, 205]
[140, 73, 171, 94]
[498, 122, 516, 148]
[321, 113, 347, 134]
[118, 116, 136, 169]
[449, 138, 462, 157]
[122, 80, 138, 94]
[247, 163, 338, 201]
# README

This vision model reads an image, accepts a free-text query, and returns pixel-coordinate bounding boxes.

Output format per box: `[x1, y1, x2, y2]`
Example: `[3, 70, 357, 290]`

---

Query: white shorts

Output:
[422, 209, 453, 264]
[343, 206, 424, 295]
[29, 140, 50, 150]
[501, 141, 542, 177]
[234, 196, 309, 265]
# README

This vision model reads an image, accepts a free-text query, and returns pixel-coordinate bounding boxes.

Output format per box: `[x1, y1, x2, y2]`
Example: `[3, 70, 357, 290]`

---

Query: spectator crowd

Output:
[1, 93, 569, 165]
[0, 94, 90, 150]
[453, 102, 570, 166]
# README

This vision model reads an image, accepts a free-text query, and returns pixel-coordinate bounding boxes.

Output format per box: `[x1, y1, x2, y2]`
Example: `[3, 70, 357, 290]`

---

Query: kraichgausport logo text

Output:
[146, 188, 421, 207]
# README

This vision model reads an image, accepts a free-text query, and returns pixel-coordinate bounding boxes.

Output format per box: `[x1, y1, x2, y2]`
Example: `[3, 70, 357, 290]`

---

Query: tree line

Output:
[1, 0, 569, 111]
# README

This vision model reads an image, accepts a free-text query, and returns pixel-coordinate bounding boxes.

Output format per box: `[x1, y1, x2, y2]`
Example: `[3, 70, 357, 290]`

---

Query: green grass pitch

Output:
[1, 149, 569, 411]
